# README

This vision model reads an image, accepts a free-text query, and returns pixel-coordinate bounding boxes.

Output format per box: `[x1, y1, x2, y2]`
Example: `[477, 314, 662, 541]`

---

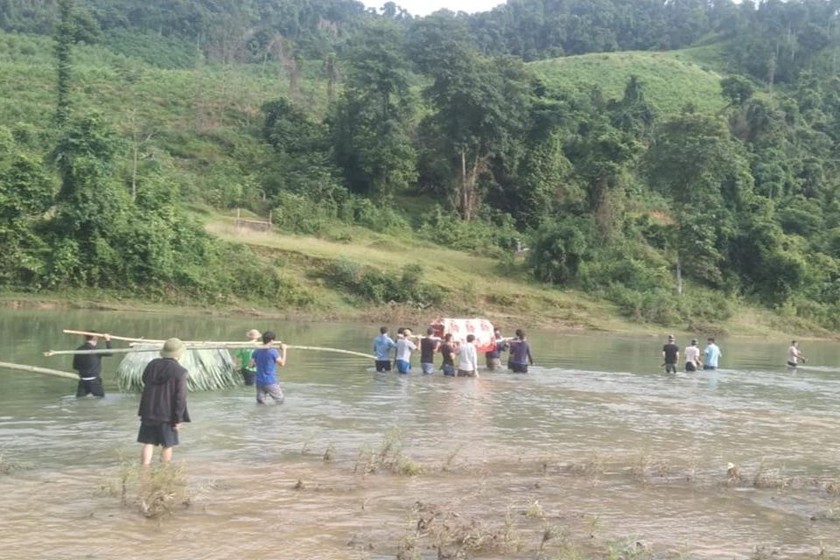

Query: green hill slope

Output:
[530, 49, 726, 114]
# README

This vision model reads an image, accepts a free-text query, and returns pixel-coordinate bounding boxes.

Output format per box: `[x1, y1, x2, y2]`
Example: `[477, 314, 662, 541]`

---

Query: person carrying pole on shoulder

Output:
[73, 332, 113, 397]
[252, 331, 287, 404]
[234, 329, 261, 385]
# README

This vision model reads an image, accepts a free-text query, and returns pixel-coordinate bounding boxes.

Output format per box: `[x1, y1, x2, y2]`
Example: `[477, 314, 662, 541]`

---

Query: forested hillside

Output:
[2, 0, 840, 331]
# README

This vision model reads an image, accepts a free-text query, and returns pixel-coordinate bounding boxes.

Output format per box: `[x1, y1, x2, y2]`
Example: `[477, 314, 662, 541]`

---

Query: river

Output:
[1, 309, 839, 559]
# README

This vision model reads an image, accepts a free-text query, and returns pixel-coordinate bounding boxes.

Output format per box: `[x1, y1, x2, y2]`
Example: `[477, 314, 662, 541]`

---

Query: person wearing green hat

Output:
[234, 329, 261, 385]
[137, 338, 191, 465]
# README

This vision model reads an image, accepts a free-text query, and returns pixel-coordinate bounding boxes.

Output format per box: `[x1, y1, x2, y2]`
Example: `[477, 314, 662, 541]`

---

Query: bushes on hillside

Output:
[325, 259, 444, 308]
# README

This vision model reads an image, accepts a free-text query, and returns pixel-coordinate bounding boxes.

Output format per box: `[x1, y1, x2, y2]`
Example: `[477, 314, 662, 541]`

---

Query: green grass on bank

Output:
[196, 210, 814, 338]
[530, 50, 727, 114]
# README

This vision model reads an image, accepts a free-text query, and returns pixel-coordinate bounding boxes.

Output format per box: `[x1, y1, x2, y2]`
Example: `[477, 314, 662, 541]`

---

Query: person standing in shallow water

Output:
[787, 340, 806, 368]
[485, 328, 509, 371]
[456, 334, 479, 377]
[419, 327, 439, 375]
[234, 329, 260, 385]
[508, 329, 534, 373]
[372, 326, 396, 372]
[662, 334, 679, 374]
[137, 338, 190, 466]
[439, 333, 456, 376]
[73, 332, 113, 397]
[394, 328, 417, 374]
[703, 337, 722, 370]
[684, 338, 701, 372]
[252, 331, 287, 404]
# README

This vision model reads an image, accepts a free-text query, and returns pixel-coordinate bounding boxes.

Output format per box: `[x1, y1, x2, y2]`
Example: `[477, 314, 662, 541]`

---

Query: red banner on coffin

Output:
[429, 318, 497, 353]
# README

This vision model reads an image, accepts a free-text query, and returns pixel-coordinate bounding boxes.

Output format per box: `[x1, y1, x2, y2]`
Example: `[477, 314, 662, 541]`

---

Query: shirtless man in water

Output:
[787, 340, 806, 368]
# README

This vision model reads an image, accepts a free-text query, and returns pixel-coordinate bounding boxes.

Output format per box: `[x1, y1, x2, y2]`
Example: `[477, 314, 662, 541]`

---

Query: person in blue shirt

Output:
[703, 337, 722, 370]
[251, 331, 287, 404]
[373, 326, 396, 372]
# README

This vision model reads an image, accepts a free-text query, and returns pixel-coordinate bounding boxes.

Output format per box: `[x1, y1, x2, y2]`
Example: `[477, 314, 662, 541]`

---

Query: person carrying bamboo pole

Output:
[252, 331, 287, 404]
[73, 332, 113, 397]
[138, 338, 190, 465]
[234, 329, 261, 385]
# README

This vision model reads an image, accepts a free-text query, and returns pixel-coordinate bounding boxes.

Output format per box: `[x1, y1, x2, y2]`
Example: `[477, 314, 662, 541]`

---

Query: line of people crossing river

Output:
[372, 326, 534, 377]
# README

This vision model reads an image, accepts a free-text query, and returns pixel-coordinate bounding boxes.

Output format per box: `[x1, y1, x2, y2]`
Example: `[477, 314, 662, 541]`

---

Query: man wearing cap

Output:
[234, 329, 261, 385]
[662, 335, 679, 374]
[252, 331, 287, 404]
[137, 338, 191, 465]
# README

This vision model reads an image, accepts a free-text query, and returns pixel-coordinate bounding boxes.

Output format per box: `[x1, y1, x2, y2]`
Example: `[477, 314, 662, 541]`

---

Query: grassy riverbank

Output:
[2, 208, 830, 340]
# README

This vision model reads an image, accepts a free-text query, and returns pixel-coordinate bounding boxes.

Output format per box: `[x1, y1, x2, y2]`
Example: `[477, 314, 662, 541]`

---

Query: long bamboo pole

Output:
[0, 361, 78, 381]
[62, 329, 149, 342]
[44, 344, 375, 360]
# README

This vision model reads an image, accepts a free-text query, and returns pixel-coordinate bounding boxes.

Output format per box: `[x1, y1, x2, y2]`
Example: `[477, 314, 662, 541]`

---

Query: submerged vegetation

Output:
[1, 0, 840, 333]
[99, 462, 191, 519]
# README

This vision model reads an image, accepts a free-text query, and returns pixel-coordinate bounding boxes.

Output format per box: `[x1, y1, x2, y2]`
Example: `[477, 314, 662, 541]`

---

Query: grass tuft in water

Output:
[526, 499, 545, 519]
[566, 454, 605, 479]
[752, 461, 788, 489]
[101, 462, 191, 518]
[353, 430, 427, 476]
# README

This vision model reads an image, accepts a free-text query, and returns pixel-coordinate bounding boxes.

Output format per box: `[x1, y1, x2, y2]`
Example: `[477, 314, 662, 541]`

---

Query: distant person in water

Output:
[684, 338, 701, 372]
[234, 329, 261, 385]
[395, 328, 417, 374]
[703, 337, 722, 370]
[439, 333, 456, 377]
[457, 334, 479, 377]
[662, 334, 679, 374]
[372, 326, 396, 372]
[485, 328, 509, 371]
[419, 327, 439, 375]
[73, 332, 113, 397]
[508, 329, 534, 373]
[252, 331, 287, 404]
[787, 340, 806, 368]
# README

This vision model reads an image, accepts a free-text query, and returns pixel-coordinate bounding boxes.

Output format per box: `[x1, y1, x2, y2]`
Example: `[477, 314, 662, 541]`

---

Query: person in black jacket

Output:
[72, 333, 113, 397]
[137, 338, 190, 466]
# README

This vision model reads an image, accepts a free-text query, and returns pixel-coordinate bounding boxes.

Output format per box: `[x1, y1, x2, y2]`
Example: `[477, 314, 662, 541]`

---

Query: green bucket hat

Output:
[160, 337, 186, 358]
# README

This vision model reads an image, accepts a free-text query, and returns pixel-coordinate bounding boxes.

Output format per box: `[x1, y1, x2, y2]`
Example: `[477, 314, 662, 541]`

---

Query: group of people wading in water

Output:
[372, 326, 535, 378]
[661, 335, 806, 373]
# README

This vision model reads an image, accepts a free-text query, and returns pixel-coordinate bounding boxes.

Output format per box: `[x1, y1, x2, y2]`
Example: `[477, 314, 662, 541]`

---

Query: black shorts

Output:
[76, 377, 104, 397]
[375, 360, 392, 372]
[786, 361, 798, 367]
[511, 363, 529, 373]
[240, 368, 256, 386]
[137, 422, 179, 448]
[685, 362, 697, 372]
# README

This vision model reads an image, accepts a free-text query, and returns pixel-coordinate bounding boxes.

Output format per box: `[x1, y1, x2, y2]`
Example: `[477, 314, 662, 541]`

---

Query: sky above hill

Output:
[362, 0, 505, 16]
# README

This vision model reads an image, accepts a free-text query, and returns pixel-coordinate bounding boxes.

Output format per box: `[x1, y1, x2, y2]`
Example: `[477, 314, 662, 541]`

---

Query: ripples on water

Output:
[1, 311, 840, 558]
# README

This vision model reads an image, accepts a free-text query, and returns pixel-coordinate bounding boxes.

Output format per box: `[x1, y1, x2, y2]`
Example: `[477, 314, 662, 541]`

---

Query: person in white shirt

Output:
[787, 340, 805, 368]
[684, 338, 701, 372]
[395, 328, 417, 374]
[456, 334, 479, 378]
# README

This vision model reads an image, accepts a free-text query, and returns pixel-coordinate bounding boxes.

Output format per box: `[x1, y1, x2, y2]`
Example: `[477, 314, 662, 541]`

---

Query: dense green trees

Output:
[5, 0, 840, 327]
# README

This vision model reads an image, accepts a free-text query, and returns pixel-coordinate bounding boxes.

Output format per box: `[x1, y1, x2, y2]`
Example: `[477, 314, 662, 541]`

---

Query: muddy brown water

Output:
[2, 309, 840, 559]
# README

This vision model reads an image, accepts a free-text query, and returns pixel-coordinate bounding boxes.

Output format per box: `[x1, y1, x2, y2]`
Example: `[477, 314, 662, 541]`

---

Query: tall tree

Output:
[330, 20, 417, 200]
[419, 49, 532, 219]
[54, 0, 75, 126]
